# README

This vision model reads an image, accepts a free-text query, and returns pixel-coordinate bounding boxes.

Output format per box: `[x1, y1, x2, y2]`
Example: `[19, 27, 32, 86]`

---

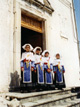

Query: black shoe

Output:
[20, 90, 24, 93]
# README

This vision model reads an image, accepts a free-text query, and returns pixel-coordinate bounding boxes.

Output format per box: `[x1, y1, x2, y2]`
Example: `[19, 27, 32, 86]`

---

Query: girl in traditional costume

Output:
[42, 50, 53, 90]
[21, 44, 35, 92]
[33, 47, 44, 91]
[53, 53, 66, 89]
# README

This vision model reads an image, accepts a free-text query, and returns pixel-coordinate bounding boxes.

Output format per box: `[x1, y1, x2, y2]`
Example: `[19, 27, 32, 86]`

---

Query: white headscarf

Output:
[33, 46, 42, 54]
[42, 50, 49, 57]
[54, 53, 62, 58]
[22, 44, 33, 51]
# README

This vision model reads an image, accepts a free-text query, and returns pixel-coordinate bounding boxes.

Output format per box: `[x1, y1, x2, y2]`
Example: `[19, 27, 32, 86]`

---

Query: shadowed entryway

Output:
[21, 27, 43, 54]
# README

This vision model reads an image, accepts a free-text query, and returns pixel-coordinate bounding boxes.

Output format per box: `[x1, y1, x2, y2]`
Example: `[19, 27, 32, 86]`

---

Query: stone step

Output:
[22, 93, 78, 107]
[6, 88, 71, 103]
[52, 99, 80, 107]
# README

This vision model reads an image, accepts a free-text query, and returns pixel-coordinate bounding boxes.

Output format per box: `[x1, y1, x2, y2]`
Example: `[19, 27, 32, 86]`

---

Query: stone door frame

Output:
[13, 0, 47, 87]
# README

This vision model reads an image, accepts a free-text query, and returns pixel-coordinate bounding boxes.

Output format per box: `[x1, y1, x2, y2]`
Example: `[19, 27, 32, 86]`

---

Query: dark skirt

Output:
[44, 69, 55, 90]
[20, 70, 36, 91]
[53, 72, 66, 89]
[35, 69, 44, 91]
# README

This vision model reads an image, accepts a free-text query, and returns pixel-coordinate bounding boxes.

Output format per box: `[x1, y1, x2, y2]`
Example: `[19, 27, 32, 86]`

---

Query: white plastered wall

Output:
[0, 0, 80, 92]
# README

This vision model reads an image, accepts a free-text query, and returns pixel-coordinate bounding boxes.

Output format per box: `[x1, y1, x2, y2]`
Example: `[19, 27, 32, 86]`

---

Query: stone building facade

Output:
[0, 0, 80, 92]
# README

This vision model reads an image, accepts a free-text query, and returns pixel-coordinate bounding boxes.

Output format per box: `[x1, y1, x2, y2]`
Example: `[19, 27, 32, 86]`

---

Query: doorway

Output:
[21, 27, 43, 54]
[21, 11, 46, 54]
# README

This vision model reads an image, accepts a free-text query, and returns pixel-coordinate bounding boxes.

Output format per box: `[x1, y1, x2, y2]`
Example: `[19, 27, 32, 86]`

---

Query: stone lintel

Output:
[25, 0, 54, 14]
